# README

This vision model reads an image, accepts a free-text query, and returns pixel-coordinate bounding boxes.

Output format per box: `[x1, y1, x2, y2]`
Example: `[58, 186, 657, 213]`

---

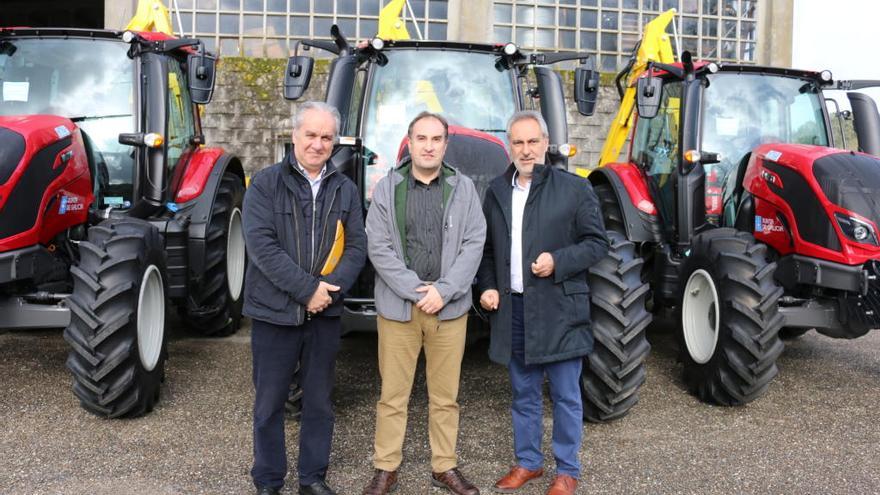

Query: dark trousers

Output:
[251, 316, 341, 489]
[508, 294, 583, 478]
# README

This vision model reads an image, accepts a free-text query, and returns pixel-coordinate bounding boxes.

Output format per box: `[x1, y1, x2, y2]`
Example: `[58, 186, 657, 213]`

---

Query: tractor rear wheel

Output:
[582, 231, 652, 422]
[64, 218, 168, 418]
[185, 173, 246, 336]
[678, 228, 784, 406]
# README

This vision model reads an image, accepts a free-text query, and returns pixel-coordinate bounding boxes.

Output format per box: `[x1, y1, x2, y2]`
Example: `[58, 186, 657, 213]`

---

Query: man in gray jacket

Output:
[361, 112, 486, 495]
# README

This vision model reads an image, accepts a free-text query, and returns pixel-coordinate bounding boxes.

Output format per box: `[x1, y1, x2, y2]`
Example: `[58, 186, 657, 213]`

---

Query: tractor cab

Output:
[1, 35, 137, 210]
[0, 29, 217, 217]
[631, 63, 834, 232]
[284, 25, 600, 206]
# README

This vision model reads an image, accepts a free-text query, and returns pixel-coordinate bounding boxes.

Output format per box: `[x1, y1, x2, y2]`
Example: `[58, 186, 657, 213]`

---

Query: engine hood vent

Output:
[814, 152, 880, 224]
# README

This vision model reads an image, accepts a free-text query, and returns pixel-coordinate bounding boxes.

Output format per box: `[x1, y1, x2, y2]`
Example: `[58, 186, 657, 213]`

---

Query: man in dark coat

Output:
[243, 101, 366, 495]
[476, 111, 608, 495]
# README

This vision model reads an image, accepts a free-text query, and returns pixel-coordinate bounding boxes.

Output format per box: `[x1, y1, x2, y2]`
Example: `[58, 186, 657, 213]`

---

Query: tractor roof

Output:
[376, 39, 504, 54]
[0, 27, 127, 41]
[0, 28, 199, 55]
[648, 60, 829, 83]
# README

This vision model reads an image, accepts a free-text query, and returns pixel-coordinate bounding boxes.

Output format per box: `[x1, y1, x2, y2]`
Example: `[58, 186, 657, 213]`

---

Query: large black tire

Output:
[64, 219, 168, 418]
[582, 231, 652, 422]
[185, 173, 246, 336]
[678, 228, 784, 405]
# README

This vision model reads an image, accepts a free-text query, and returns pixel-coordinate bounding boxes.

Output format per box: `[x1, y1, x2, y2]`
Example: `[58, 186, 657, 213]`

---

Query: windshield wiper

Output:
[473, 128, 506, 133]
[70, 114, 131, 122]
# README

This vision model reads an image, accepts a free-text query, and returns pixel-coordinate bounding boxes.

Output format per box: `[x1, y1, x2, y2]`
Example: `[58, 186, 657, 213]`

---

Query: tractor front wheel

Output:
[678, 228, 784, 406]
[64, 219, 168, 418]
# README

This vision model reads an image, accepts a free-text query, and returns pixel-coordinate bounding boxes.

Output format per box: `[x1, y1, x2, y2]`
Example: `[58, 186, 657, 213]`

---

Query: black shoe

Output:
[300, 480, 338, 495]
[256, 487, 280, 495]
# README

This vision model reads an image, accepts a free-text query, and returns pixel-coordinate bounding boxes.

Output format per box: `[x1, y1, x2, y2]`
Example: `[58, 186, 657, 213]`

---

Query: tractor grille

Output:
[814, 153, 880, 227]
[0, 136, 71, 239]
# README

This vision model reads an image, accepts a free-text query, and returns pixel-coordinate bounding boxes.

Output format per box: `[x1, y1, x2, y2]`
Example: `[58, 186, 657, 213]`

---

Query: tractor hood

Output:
[751, 143, 880, 256]
[0, 115, 92, 252]
[813, 150, 880, 233]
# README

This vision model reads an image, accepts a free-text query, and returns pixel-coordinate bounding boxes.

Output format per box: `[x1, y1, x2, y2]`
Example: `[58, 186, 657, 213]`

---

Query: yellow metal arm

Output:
[597, 9, 677, 167]
[378, 0, 411, 40]
[125, 0, 174, 34]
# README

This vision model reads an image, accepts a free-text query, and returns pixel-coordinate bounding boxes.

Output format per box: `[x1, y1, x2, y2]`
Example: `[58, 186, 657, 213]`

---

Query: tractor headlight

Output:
[835, 213, 878, 245]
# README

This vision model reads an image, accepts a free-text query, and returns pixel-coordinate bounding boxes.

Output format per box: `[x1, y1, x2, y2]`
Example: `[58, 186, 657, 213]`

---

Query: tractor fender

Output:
[588, 164, 660, 243]
[176, 150, 245, 280]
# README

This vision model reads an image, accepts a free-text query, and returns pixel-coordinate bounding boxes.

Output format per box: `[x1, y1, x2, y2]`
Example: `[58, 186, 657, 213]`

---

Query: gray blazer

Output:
[366, 160, 486, 322]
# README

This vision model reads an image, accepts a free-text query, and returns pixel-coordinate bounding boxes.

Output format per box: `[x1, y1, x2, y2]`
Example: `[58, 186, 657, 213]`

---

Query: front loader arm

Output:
[598, 9, 677, 167]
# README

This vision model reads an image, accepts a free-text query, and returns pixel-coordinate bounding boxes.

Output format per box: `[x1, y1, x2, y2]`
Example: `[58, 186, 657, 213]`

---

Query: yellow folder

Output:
[320, 220, 345, 276]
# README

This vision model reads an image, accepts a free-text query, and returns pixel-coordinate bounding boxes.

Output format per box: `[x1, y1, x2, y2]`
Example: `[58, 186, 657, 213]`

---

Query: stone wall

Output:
[202, 57, 624, 175]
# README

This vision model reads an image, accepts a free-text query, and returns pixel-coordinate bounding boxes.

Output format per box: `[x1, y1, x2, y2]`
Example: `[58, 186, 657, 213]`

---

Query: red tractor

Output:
[0, 28, 246, 417]
[590, 49, 880, 406]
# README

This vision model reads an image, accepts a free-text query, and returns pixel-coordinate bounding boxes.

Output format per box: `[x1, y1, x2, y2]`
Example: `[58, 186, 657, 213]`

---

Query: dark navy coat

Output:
[477, 164, 608, 365]
[242, 153, 366, 326]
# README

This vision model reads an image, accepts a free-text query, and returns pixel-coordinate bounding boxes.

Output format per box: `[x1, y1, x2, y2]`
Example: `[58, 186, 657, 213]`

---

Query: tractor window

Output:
[0, 38, 137, 208]
[166, 61, 195, 174]
[345, 67, 366, 137]
[632, 81, 681, 226]
[791, 91, 829, 146]
[360, 49, 516, 203]
[701, 72, 829, 178]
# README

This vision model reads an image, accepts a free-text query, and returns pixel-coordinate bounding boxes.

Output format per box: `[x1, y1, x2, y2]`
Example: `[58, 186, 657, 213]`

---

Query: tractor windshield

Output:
[360, 49, 516, 201]
[701, 72, 829, 176]
[0, 37, 136, 203]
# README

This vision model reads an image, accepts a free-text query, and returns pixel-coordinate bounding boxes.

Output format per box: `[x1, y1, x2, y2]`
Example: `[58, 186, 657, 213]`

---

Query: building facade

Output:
[105, 0, 793, 69]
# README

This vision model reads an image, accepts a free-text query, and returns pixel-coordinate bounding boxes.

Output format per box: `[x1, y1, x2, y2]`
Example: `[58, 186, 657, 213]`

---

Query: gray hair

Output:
[292, 101, 342, 136]
[506, 110, 549, 140]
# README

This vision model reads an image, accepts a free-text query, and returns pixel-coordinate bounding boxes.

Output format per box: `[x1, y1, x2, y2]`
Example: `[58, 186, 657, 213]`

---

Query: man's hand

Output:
[531, 252, 555, 278]
[307, 281, 340, 313]
[480, 289, 500, 311]
[416, 284, 445, 315]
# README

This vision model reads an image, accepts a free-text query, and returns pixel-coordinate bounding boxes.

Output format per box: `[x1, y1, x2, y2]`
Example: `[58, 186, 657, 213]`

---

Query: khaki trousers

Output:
[373, 308, 467, 472]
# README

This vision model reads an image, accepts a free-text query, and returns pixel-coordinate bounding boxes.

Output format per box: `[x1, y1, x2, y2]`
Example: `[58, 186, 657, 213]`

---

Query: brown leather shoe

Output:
[361, 469, 398, 495]
[493, 465, 544, 493]
[545, 474, 578, 495]
[431, 467, 480, 495]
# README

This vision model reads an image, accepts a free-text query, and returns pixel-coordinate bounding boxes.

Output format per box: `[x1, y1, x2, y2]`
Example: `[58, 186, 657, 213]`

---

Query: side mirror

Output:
[187, 52, 217, 104]
[636, 76, 663, 119]
[284, 55, 314, 101]
[574, 59, 600, 116]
